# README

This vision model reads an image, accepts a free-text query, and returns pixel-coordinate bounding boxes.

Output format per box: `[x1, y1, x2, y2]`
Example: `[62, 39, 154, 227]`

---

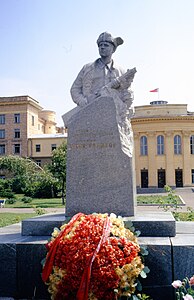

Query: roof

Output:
[29, 133, 67, 139]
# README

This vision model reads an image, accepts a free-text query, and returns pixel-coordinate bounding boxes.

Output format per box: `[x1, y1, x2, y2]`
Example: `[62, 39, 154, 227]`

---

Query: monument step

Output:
[21, 211, 176, 237]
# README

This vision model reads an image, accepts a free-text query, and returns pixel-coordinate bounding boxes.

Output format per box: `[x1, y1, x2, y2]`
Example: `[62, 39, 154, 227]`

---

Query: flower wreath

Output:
[42, 213, 149, 300]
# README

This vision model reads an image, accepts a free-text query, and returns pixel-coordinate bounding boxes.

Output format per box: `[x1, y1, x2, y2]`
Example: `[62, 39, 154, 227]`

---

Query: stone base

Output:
[21, 211, 176, 237]
[0, 221, 193, 300]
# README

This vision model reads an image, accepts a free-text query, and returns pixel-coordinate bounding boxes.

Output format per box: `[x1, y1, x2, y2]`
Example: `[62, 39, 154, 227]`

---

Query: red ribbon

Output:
[76, 215, 111, 300]
[42, 212, 84, 282]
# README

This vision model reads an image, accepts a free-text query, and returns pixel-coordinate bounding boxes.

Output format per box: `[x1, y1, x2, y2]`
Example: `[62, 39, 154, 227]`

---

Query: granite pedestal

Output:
[21, 210, 176, 237]
[0, 219, 193, 300]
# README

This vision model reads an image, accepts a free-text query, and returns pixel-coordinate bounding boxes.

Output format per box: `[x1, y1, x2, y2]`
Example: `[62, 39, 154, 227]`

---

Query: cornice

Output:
[131, 115, 194, 123]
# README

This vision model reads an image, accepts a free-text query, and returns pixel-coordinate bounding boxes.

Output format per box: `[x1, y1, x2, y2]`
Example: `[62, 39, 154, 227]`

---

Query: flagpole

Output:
[158, 89, 160, 100]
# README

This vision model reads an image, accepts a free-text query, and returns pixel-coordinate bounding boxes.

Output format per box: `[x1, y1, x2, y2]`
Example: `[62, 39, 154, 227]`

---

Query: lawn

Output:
[137, 194, 183, 205]
[0, 194, 193, 228]
[0, 213, 36, 227]
[5, 194, 182, 208]
[5, 197, 64, 208]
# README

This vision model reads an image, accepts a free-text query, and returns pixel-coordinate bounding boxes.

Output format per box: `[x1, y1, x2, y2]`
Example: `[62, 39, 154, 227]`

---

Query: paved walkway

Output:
[0, 207, 65, 214]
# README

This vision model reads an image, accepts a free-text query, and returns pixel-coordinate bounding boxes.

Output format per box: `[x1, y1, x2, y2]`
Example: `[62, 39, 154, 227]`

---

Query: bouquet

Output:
[42, 213, 149, 300]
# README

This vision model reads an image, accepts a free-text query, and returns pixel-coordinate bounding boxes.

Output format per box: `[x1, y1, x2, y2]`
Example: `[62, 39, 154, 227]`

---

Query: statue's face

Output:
[98, 42, 115, 57]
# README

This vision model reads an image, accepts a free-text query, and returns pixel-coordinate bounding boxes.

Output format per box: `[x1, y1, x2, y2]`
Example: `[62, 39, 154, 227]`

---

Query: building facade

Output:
[131, 100, 194, 190]
[0, 96, 67, 169]
[1, 96, 194, 190]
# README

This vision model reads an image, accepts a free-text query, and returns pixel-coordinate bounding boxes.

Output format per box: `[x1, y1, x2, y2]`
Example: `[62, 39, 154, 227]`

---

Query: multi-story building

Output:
[1, 95, 194, 190]
[0, 96, 67, 168]
[131, 100, 194, 190]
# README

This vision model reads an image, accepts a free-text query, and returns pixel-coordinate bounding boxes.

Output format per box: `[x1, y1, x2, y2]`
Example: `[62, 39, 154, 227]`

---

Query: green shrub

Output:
[32, 206, 47, 215]
[6, 198, 16, 204]
[20, 196, 32, 203]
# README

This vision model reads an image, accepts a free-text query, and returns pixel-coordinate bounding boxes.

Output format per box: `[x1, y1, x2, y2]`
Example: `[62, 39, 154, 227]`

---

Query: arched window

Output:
[174, 135, 181, 154]
[140, 136, 148, 155]
[157, 135, 164, 155]
[190, 135, 194, 154]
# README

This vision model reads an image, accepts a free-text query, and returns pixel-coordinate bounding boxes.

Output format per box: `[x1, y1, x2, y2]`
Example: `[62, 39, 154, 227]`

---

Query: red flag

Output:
[149, 88, 159, 92]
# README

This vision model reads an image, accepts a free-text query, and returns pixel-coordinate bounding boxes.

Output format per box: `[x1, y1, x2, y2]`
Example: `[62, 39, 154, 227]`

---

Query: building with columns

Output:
[1, 95, 194, 190]
[131, 100, 194, 190]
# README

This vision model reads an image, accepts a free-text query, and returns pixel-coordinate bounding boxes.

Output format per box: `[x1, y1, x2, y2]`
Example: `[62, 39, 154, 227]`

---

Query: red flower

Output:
[42, 213, 143, 300]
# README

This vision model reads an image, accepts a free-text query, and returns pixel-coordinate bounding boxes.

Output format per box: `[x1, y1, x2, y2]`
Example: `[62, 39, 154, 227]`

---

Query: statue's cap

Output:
[97, 32, 124, 49]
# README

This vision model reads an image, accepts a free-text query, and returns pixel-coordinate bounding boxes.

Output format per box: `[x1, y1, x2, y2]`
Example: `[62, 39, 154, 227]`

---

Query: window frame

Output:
[0, 114, 5, 124]
[14, 129, 20, 139]
[35, 159, 42, 167]
[51, 144, 57, 151]
[157, 135, 164, 155]
[0, 144, 5, 155]
[0, 129, 5, 139]
[174, 135, 182, 155]
[140, 136, 148, 156]
[14, 144, 20, 154]
[14, 113, 20, 124]
[36, 144, 41, 152]
[190, 135, 194, 154]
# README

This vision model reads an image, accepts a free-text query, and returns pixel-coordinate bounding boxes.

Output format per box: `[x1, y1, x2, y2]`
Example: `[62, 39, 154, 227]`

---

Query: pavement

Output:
[0, 206, 65, 214]
[0, 187, 193, 214]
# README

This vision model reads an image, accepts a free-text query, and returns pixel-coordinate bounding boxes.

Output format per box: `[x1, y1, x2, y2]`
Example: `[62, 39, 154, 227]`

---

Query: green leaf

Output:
[143, 266, 150, 274]
[140, 270, 148, 278]
[136, 279, 142, 291]
[135, 230, 141, 237]
[140, 245, 149, 256]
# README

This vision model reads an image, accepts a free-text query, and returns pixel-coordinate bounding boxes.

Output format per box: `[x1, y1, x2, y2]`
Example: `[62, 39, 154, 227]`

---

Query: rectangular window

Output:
[157, 135, 164, 155]
[174, 135, 181, 155]
[14, 113, 20, 123]
[51, 144, 57, 151]
[35, 160, 41, 167]
[190, 136, 194, 154]
[14, 129, 20, 139]
[36, 144, 41, 152]
[0, 129, 5, 139]
[140, 136, 148, 156]
[0, 144, 5, 155]
[32, 115, 35, 126]
[14, 144, 20, 154]
[0, 115, 5, 124]
[192, 170, 194, 184]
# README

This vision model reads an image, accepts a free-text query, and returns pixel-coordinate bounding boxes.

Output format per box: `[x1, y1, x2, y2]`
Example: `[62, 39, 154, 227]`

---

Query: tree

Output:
[48, 142, 67, 205]
[0, 155, 57, 198]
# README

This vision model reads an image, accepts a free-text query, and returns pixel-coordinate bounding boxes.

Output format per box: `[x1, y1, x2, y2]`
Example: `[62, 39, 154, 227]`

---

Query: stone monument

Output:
[62, 32, 137, 217]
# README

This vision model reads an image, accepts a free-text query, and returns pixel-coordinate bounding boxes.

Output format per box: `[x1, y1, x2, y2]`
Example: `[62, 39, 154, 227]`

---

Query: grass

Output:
[5, 196, 64, 208]
[137, 194, 183, 205]
[0, 194, 193, 228]
[0, 213, 36, 228]
[175, 211, 194, 221]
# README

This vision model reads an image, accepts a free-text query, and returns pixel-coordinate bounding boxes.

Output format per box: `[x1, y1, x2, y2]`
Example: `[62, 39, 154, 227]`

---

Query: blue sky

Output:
[0, 0, 194, 125]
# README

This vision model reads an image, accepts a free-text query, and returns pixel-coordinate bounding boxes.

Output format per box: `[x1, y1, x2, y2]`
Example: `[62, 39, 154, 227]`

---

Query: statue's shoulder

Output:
[81, 61, 96, 73]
